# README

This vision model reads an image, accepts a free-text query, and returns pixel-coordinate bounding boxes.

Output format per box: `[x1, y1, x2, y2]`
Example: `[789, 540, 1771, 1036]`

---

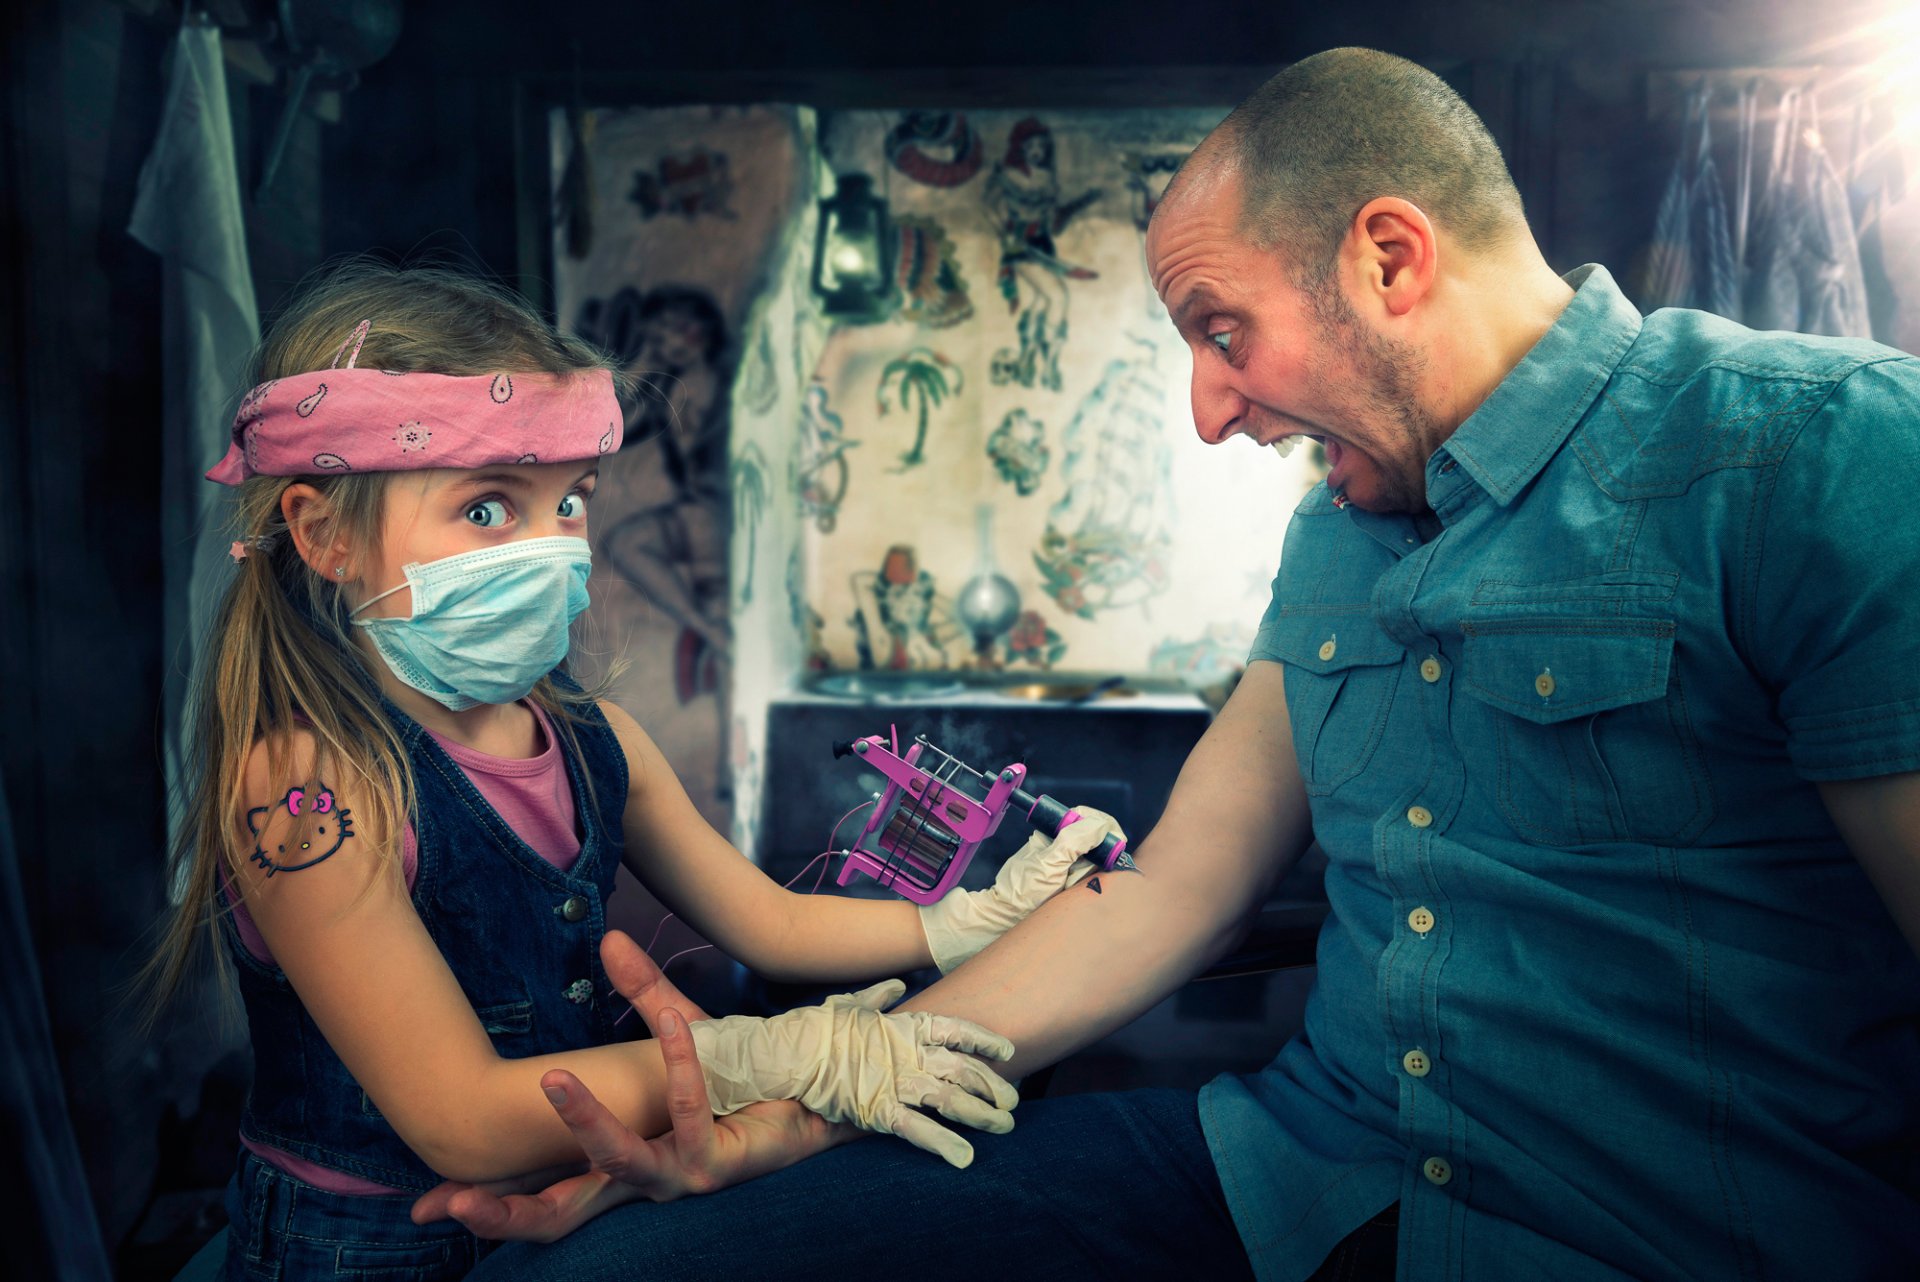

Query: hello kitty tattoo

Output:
[247, 785, 355, 876]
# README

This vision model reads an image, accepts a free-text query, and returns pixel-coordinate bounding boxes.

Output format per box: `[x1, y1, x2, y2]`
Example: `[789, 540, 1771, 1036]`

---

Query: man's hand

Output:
[410, 932, 847, 1242]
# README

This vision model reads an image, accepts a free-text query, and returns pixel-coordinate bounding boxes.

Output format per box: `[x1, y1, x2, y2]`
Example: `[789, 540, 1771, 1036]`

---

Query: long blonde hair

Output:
[144, 261, 627, 1017]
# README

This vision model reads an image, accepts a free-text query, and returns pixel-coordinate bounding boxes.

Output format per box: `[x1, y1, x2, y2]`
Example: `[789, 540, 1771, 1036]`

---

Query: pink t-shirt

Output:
[232, 701, 584, 1194]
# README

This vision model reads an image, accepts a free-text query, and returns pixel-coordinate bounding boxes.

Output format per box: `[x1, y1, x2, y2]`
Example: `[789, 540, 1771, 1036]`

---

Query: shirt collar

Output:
[1427, 264, 1643, 511]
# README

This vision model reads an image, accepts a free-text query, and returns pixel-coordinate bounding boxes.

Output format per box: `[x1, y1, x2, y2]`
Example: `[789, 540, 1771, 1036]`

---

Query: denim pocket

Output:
[1261, 610, 1405, 797]
[475, 998, 533, 1036]
[334, 1239, 456, 1279]
[1460, 585, 1713, 845]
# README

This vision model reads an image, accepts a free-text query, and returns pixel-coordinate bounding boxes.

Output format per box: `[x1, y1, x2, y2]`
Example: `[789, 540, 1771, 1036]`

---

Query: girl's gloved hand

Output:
[689, 982, 1017, 1169]
[917, 805, 1123, 974]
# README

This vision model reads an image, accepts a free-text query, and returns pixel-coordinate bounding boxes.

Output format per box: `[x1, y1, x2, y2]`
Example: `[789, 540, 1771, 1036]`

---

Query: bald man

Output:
[456, 48, 1920, 1281]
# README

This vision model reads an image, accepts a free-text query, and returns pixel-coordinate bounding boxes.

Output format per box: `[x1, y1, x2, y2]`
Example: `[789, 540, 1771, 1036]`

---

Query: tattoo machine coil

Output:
[831, 728, 1134, 905]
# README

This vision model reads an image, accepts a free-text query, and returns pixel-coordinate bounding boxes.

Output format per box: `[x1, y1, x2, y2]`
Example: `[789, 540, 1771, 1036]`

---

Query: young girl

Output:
[148, 263, 1119, 1281]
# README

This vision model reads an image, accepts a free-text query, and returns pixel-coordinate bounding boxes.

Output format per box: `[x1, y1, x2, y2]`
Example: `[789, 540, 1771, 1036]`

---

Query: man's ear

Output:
[1343, 196, 1438, 320]
[281, 484, 352, 580]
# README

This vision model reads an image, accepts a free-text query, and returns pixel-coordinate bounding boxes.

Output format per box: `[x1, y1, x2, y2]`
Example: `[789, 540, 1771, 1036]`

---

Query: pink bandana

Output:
[205, 367, 623, 486]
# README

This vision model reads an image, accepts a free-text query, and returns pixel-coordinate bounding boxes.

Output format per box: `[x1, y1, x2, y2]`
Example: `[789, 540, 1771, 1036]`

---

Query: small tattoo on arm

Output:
[246, 785, 355, 876]
[1087, 876, 1102, 894]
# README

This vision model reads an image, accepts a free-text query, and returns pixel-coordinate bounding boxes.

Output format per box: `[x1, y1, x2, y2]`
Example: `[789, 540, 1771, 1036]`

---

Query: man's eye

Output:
[1208, 330, 1233, 355]
[465, 499, 509, 528]
[557, 493, 588, 519]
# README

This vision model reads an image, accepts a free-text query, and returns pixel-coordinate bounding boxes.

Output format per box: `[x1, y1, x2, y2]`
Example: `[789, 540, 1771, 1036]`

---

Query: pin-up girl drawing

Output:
[983, 118, 1103, 391]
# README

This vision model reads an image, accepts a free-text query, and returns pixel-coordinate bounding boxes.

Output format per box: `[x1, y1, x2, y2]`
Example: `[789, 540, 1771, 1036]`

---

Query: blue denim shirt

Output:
[1200, 265, 1920, 1281]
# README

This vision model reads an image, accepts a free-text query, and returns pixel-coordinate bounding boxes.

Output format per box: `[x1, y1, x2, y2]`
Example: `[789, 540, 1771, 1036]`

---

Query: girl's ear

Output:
[281, 484, 352, 579]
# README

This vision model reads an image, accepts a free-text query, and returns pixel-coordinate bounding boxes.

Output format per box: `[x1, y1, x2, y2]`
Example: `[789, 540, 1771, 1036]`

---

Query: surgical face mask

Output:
[350, 536, 592, 711]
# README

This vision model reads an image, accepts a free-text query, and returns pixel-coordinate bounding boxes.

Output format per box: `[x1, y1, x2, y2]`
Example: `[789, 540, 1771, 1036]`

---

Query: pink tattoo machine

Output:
[832, 729, 1134, 905]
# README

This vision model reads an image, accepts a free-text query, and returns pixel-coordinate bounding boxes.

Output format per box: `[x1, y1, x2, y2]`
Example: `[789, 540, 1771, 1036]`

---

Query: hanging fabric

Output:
[1642, 81, 1739, 319]
[128, 11, 262, 854]
[1793, 88, 1873, 339]
[1849, 93, 1909, 343]
[1744, 86, 1806, 331]
[1731, 80, 1758, 299]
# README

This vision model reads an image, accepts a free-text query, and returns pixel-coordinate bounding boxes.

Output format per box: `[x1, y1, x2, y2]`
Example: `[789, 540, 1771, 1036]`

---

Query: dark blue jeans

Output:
[470, 1088, 1256, 1282]
[223, 1148, 496, 1281]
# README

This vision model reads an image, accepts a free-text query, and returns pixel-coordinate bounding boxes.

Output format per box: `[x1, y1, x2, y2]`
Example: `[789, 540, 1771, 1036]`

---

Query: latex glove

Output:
[689, 981, 1017, 1169]
[918, 805, 1123, 973]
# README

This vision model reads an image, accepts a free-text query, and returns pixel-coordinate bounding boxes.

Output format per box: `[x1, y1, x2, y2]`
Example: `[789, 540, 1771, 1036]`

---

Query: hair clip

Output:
[328, 319, 373, 370]
[229, 533, 276, 562]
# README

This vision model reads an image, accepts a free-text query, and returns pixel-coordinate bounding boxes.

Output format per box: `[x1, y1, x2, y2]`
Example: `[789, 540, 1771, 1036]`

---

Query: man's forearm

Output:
[898, 662, 1315, 1075]
[897, 845, 1278, 1075]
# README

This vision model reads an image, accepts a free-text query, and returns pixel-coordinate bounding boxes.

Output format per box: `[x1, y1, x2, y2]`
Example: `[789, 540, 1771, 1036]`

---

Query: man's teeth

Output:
[1272, 438, 1297, 458]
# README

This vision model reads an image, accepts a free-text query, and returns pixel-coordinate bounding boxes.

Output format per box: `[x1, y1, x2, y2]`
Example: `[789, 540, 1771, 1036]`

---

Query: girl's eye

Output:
[557, 492, 588, 520]
[465, 499, 509, 528]
[1208, 330, 1233, 355]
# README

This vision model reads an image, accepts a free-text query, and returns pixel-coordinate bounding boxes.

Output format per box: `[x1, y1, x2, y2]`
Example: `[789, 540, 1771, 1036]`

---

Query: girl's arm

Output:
[238, 730, 1015, 1185]
[234, 731, 681, 1182]
[600, 700, 935, 983]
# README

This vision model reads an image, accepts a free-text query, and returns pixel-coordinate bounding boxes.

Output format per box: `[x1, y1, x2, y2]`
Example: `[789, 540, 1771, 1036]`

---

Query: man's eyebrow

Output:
[1172, 288, 1223, 331]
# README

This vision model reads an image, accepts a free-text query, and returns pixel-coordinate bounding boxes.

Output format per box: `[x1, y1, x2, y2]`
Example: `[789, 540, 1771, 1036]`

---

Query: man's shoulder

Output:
[1619, 307, 1898, 388]
[1573, 310, 1915, 500]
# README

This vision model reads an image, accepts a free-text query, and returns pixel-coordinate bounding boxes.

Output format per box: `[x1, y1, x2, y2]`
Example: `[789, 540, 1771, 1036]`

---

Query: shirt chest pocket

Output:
[1264, 612, 1406, 797]
[1459, 594, 1714, 846]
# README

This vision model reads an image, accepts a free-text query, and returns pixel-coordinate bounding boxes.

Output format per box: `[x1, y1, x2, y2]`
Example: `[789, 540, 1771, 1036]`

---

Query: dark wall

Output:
[2, 0, 1899, 1266]
[2, 0, 328, 1261]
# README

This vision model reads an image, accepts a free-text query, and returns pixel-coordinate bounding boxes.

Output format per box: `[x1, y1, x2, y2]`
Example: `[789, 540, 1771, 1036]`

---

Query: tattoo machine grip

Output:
[1012, 788, 1131, 872]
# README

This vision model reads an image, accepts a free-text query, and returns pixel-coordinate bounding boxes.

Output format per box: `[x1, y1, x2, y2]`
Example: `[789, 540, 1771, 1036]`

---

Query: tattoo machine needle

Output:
[830, 728, 1134, 905]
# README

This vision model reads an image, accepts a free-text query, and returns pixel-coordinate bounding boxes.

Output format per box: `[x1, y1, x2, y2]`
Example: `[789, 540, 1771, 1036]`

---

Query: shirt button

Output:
[1402, 1048, 1432, 1077]
[1420, 657, 1442, 683]
[1406, 805, 1433, 828]
[1318, 637, 1337, 661]
[558, 895, 589, 922]
[1535, 669, 1556, 698]
[1408, 906, 1435, 933]
[564, 979, 594, 1005]
[1423, 1156, 1453, 1186]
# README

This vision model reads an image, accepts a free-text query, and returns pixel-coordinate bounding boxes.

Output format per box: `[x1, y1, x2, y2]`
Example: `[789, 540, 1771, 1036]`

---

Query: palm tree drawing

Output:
[876, 348, 963, 469]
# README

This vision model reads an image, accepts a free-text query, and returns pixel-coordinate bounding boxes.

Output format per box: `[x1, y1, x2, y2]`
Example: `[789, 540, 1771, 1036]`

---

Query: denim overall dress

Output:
[220, 680, 630, 1281]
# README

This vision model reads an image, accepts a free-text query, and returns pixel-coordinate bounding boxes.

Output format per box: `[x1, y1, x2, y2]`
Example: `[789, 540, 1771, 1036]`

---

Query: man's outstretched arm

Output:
[1819, 771, 1920, 962]
[899, 659, 1317, 1075]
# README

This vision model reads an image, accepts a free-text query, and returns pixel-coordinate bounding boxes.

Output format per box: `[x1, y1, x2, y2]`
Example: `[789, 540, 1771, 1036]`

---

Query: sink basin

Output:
[808, 672, 966, 701]
[805, 671, 1152, 704]
[995, 678, 1135, 702]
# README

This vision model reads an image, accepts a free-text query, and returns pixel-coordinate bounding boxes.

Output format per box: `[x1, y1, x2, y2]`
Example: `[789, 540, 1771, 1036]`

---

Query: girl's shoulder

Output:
[230, 724, 397, 891]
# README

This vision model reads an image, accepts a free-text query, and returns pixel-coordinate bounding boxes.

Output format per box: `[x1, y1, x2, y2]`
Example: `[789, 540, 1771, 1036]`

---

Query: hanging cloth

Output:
[1793, 89, 1872, 339]
[1642, 82, 1739, 319]
[127, 12, 262, 851]
[1744, 87, 1806, 331]
[1848, 92, 1908, 343]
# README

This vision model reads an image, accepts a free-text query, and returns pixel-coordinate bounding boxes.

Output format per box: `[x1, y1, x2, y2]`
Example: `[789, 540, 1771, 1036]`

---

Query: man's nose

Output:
[1191, 370, 1246, 446]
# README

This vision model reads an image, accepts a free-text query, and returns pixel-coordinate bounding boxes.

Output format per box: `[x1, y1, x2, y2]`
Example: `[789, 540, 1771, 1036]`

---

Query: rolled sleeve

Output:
[1753, 356, 1920, 780]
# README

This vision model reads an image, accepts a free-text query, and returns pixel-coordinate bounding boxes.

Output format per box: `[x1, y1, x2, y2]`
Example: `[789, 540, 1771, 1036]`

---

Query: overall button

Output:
[1423, 1156, 1453, 1186]
[1403, 1048, 1432, 1077]
[1408, 906, 1435, 934]
[1318, 637, 1338, 661]
[558, 895, 589, 923]
[1420, 657, 1442, 683]
[1535, 669, 1556, 698]
[564, 979, 594, 1005]
[1407, 805, 1433, 828]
